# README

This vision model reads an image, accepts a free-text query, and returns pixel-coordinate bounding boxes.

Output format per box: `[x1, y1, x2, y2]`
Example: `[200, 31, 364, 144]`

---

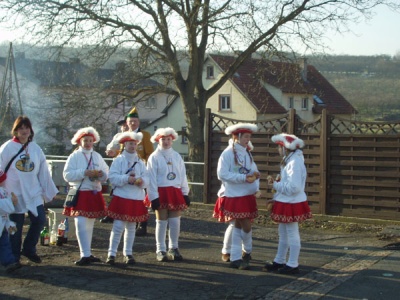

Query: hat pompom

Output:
[117, 132, 143, 144]
[0, 168, 6, 183]
[71, 127, 101, 145]
[225, 123, 257, 135]
[271, 133, 304, 150]
[151, 127, 178, 143]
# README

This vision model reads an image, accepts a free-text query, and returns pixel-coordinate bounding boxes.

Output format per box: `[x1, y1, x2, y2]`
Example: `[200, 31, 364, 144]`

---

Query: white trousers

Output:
[75, 216, 95, 258]
[108, 220, 137, 257]
[155, 217, 181, 253]
[274, 222, 301, 268]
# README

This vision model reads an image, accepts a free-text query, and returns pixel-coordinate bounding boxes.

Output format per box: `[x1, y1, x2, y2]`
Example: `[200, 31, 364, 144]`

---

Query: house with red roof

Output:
[204, 54, 356, 121]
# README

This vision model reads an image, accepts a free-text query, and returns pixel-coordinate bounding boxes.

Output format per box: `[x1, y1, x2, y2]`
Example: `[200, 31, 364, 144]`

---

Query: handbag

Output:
[63, 154, 92, 208]
[64, 188, 80, 208]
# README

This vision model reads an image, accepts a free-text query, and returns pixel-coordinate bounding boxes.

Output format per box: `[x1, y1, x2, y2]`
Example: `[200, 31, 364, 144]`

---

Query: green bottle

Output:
[40, 227, 50, 246]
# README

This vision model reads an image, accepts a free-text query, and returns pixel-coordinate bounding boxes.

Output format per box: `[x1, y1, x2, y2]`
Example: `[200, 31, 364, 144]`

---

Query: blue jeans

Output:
[0, 229, 17, 266]
[9, 205, 46, 260]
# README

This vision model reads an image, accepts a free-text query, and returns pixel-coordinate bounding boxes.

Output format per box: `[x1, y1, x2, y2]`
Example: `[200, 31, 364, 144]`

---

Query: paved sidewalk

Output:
[1, 204, 399, 300]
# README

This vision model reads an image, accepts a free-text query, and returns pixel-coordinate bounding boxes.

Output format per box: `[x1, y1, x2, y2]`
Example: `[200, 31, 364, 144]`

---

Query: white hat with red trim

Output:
[271, 133, 304, 150]
[151, 127, 178, 143]
[71, 127, 100, 145]
[116, 132, 143, 144]
[225, 123, 257, 135]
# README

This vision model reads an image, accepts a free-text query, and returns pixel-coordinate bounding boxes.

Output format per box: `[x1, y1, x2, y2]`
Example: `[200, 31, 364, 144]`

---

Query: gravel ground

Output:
[0, 204, 396, 300]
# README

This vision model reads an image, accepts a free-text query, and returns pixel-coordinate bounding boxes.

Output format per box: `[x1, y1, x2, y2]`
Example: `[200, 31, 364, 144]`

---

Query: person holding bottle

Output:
[105, 131, 149, 265]
[62, 126, 109, 266]
[146, 127, 190, 262]
[262, 133, 312, 275]
[213, 123, 260, 270]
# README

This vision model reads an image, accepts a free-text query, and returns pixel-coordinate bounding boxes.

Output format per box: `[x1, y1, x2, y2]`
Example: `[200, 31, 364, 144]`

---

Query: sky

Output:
[0, 4, 399, 57]
[323, 5, 400, 56]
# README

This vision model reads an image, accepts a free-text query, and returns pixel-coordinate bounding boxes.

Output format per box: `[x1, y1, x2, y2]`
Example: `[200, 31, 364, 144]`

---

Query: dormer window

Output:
[206, 66, 214, 79]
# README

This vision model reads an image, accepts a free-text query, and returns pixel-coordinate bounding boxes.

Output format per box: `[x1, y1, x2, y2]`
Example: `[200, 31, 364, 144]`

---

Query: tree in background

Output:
[1, 0, 399, 193]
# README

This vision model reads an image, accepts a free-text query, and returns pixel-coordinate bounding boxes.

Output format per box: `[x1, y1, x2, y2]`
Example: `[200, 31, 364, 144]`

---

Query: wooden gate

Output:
[204, 108, 400, 220]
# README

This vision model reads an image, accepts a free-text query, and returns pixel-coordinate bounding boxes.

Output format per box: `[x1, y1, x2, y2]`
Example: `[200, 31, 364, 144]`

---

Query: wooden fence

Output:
[203, 108, 400, 221]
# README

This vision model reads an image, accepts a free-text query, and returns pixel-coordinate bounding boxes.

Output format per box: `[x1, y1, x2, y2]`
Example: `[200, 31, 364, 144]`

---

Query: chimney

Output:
[298, 57, 307, 81]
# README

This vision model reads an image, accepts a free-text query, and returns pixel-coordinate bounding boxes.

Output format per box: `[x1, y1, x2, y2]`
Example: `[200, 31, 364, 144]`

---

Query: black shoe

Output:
[89, 255, 101, 263]
[229, 259, 242, 269]
[124, 255, 136, 265]
[135, 225, 147, 236]
[21, 251, 42, 263]
[106, 256, 115, 265]
[75, 257, 91, 266]
[262, 261, 285, 272]
[156, 251, 168, 262]
[100, 216, 114, 223]
[278, 265, 300, 275]
[5, 262, 22, 273]
[167, 248, 183, 261]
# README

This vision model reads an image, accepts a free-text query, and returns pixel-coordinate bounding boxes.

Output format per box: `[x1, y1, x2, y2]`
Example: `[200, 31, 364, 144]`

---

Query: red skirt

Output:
[63, 190, 106, 219]
[270, 200, 312, 223]
[144, 186, 187, 211]
[213, 195, 258, 222]
[107, 195, 149, 223]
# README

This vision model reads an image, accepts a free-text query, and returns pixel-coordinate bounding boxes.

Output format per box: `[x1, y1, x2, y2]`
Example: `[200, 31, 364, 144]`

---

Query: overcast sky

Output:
[0, 4, 399, 57]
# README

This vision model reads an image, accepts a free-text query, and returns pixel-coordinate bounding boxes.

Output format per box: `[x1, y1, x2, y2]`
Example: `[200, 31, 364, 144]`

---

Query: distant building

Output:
[146, 54, 357, 156]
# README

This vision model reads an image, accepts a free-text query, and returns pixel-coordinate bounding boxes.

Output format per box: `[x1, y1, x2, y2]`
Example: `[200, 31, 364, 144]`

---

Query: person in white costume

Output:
[213, 123, 260, 270]
[145, 127, 190, 262]
[62, 126, 109, 266]
[0, 116, 58, 264]
[262, 133, 312, 275]
[105, 131, 149, 265]
[0, 168, 22, 273]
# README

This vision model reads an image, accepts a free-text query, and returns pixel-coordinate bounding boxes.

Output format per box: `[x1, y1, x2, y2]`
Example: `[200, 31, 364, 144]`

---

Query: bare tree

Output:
[1, 0, 399, 169]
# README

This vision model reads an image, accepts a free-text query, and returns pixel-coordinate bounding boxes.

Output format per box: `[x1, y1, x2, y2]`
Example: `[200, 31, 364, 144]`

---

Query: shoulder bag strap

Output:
[4, 142, 29, 173]
[76, 153, 93, 191]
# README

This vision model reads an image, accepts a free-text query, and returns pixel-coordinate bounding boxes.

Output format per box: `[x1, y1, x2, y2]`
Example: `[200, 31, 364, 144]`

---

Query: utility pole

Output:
[0, 42, 23, 136]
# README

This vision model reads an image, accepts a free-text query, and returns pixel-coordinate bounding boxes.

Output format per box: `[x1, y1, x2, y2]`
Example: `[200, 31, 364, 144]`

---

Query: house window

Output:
[219, 95, 231, 111]
[302, 98, 309, 110]
[206, 66, 214, 79]
[145, 97, 156, 109]
[181, 126, 188, 144]
[288, 97, 294, 109]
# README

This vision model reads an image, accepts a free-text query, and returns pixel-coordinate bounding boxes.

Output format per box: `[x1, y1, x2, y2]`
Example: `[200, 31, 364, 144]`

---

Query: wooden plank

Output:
[330, 150, 400, 158]
[329, 179, 400, 188]
[330, 169, 400, 178]
[330, 160, 400, 168]
[329, 188, 400, 198]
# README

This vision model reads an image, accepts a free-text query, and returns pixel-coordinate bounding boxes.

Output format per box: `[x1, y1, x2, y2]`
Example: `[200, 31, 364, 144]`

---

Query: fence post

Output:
[203, 108, 211, 204]
[320, 109, 328, 215]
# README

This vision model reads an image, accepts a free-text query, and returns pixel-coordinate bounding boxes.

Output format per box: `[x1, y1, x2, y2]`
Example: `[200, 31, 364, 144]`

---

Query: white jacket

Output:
[273, 150, 307, 203]
[0, 140, 58, 216]
[63, 147, 109, 191]
[217, 142, 259, 198]
[108, 151, 148, 200]
[146, 145, 189, 201]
